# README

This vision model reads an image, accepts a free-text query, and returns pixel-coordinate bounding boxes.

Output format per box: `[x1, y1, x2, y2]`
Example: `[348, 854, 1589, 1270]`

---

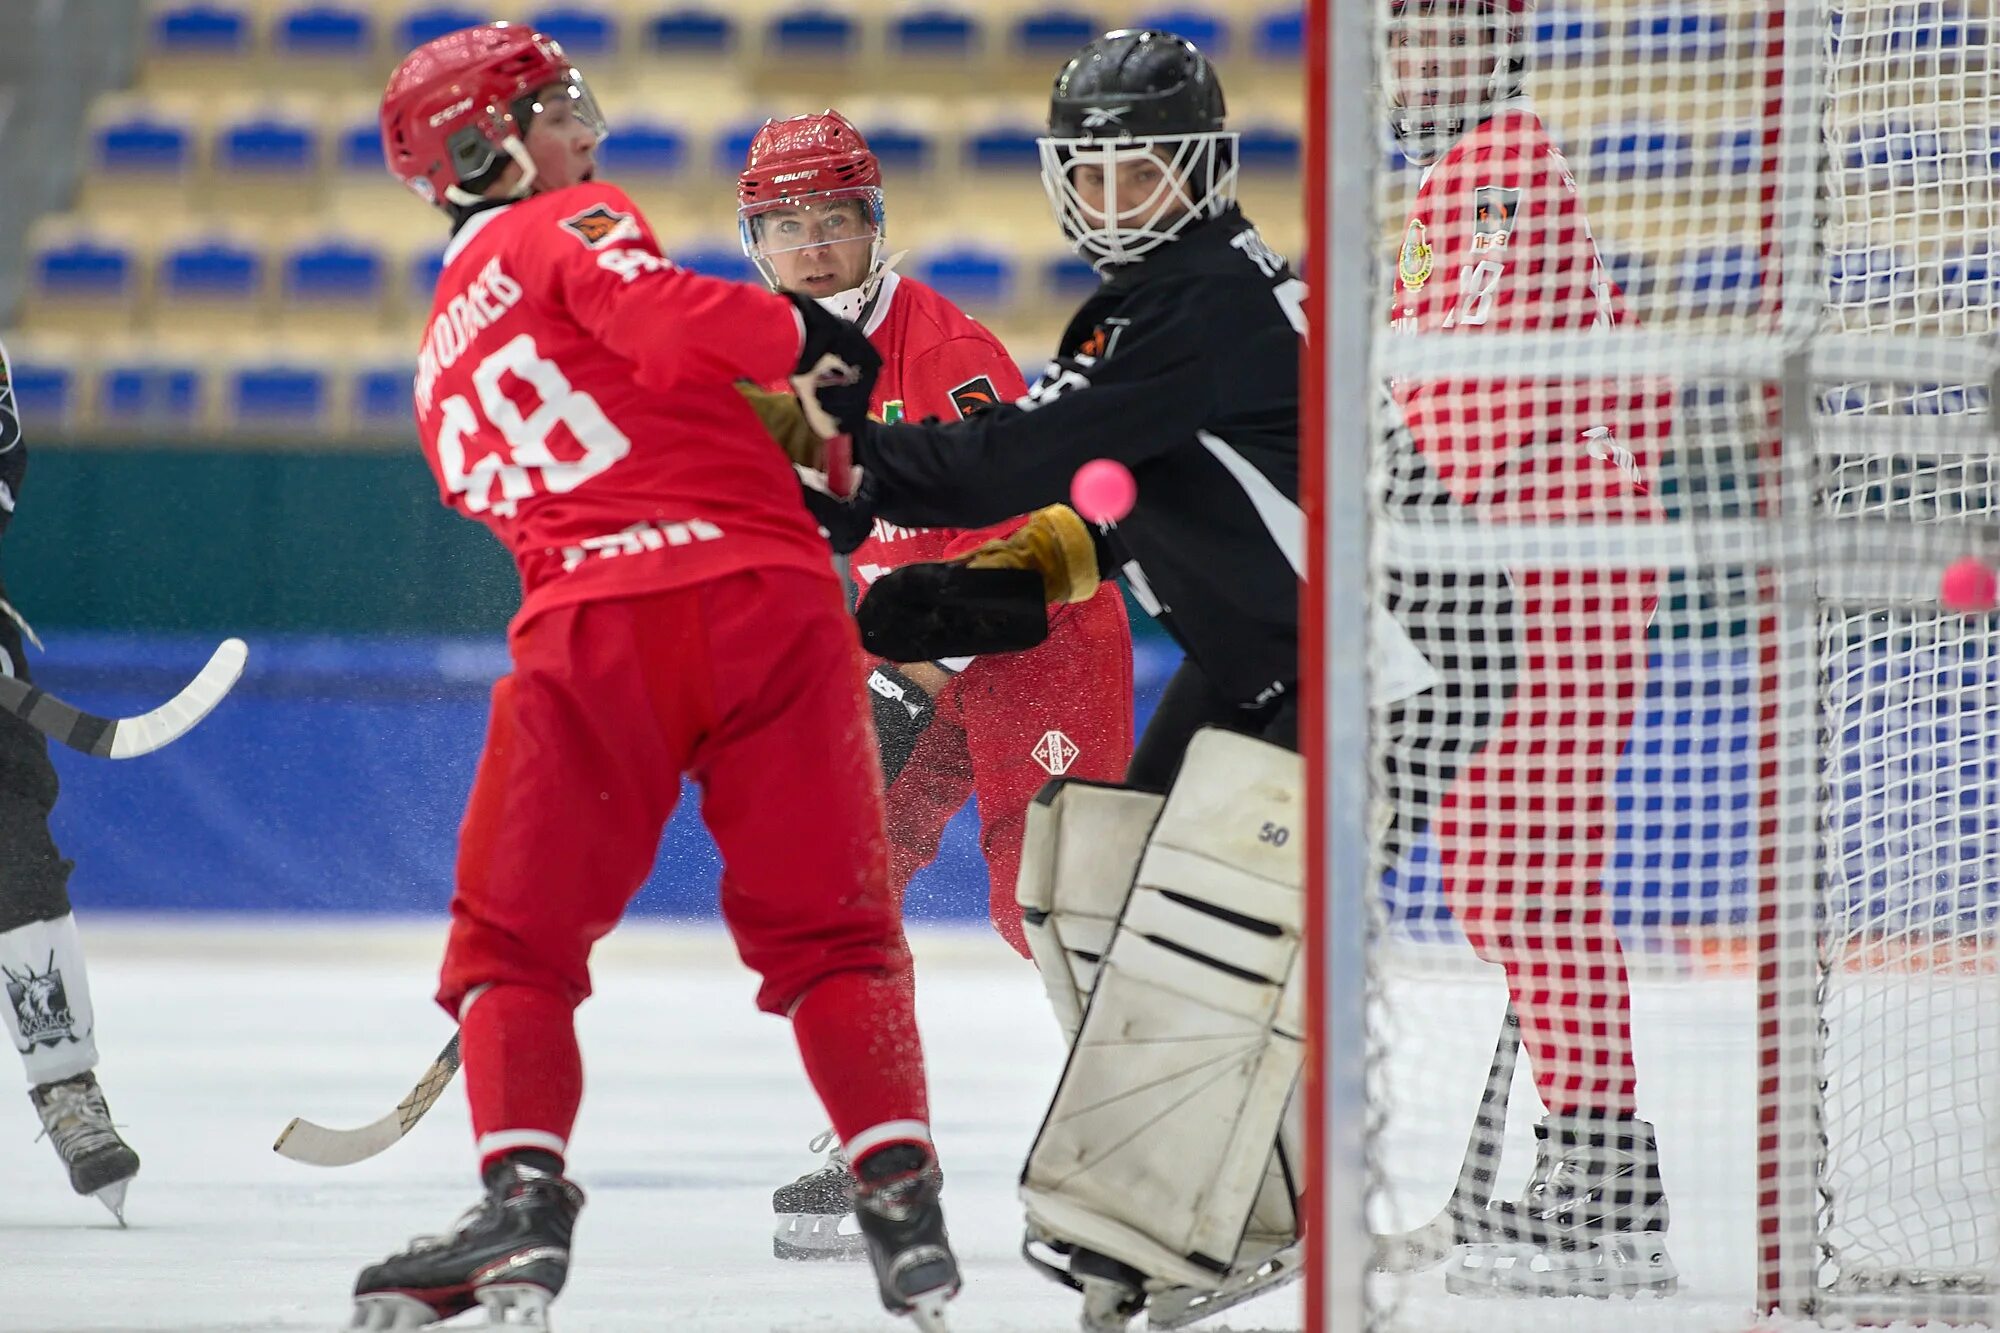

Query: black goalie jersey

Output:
[852, 207, 1303, 710]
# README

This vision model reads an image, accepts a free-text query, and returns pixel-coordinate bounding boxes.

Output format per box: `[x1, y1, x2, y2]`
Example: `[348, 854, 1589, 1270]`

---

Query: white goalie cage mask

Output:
[738, 186, 888, 323]
[1038, 132, 1240, 269]
[1383, 0, 1527, 166]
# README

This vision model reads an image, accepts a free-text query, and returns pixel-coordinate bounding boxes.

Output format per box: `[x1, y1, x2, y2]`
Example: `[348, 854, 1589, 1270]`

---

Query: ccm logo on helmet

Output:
[428, 97, 475, 127]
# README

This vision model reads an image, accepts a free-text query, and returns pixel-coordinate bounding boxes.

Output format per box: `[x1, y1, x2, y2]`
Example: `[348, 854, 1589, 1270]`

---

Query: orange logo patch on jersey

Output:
[1399, 218, 1433, 290]
[1076, 328, 1109, 359]
[947, 376, 1000, 419]
[559, 204, 640, 250]
[1471, 185, 1520, 252]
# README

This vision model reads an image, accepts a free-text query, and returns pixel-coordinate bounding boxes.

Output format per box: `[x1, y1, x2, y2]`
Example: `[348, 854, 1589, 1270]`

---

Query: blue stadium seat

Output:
[647, 7, 736, 53]
[152, 3, 250, 55]
[1011, 7, 1095, 56]
[354, 364, 417, 429]
[284, 237, 386, 303]
[1626, 10, 1730, 60]
[1826, 249, 1897, 307]
[1601, 251, 1654, 300]
[1713, 125, 1760, 175]
[339, 119, 381, 173]
[864, 125, 934, 176]
[717, 118, 766, 175]
[889, 8, 979, 58]
[227, 363, 331, 428]
[767, 7, 858, 58]
[1586, 124, 1696, 181]
[597, 119, 686, 175]
[1254, 8, 1305, 60]
[530, 6, 617, 57]
[1136, 9, 1228, 56]
[675, 243, 757, 284]
[92, 109, 193, 175]
[8, 361, 76, 427]
[913, 246, 1016, 307]
[33, 236, 137, 301]
[1237, 125, 1303, 173]
[396, 6, 486, 51]
[1044, 253, 1100, 299]
[160, 237, 264, 300]
[409, 249, 448, 306]
[98, 364, 203, 428]
[272, 4, 373, 57]
[215, 113, 319, 174]
[1680, 245, 1761, 312]
[1531, 12, 1614, 62]
[967, 124, 1041, 172]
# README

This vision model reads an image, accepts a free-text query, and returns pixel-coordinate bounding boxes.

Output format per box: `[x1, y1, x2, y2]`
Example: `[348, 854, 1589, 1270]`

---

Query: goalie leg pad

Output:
[1022, 728, 1305, 1292]
[1016, 778, 1165, 1046]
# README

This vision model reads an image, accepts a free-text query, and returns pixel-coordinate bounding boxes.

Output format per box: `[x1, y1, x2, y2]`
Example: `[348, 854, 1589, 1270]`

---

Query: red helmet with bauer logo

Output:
[736, 111, 889, 314]
[380, 22, 606, 208]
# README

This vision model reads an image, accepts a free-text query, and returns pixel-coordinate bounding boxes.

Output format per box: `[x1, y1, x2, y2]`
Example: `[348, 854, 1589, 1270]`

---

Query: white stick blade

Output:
[272, 1111, 406, 1167]
[107, 637, 249, 759]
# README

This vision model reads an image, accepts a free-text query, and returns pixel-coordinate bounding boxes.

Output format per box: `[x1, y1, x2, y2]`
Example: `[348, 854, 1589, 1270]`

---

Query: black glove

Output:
[866, 664, 936, 786]
[857, 562, 1050, 663]
[800, 466, 879, 556]
[787, 292, 881, 437]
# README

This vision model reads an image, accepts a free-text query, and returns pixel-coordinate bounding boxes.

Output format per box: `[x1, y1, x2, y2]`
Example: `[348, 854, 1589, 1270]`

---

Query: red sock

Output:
[460, 982, 582, 1176]
[789, 967, 931, 1161]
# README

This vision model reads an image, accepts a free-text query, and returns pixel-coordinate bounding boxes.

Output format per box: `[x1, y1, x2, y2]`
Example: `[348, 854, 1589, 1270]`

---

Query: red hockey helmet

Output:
[380, 22, 606, 208]
[736, 111, 888, 311]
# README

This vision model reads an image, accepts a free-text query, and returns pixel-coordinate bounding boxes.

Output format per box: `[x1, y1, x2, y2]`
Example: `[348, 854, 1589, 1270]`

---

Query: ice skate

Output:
[772, 1127, 866, 1261]
[30, 1071, 140, 1225]
[348, 1158, 583, 1330]
[1448, 1113, 1678, 1298]
[854, 1144, 959, 1332]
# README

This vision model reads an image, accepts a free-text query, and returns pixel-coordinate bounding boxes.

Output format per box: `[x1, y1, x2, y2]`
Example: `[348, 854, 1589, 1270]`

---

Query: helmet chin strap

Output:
[814, 246, 904, 325]
[444, 136, 539, 208]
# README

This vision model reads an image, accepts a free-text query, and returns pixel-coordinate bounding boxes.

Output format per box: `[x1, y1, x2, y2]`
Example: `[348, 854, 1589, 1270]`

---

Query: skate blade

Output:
[473, 1283, 555, 1328]
[1148, 1242, 1305, 1330]
[93, 1179, 130, 1227]
[905, 1287, 952, 1333]
[1077, 1275, 1143, 1333]
[345, 1293, 438, 1331]
[1446, 1232, 1680, 1299]
[772, 1211, 868, 1262]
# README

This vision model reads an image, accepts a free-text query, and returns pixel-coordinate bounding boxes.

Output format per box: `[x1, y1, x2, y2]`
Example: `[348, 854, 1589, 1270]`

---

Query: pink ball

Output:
[1070, 457, 1137, 523]
[1940, 556, 1999, 613]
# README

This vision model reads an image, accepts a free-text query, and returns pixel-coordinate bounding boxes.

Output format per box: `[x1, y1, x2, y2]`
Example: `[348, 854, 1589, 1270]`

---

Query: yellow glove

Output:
[734, 382, 827, 471]
[961, 505, 1101, 605]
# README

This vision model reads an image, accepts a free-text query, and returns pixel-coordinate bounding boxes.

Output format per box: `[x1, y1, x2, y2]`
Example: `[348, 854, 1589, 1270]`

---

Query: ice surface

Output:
[3, 921, 1302, 1333]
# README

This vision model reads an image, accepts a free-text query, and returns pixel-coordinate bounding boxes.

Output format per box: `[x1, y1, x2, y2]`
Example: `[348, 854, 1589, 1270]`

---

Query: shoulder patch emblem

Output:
[1471, 185, 1521, 251]
[1399, 218, 1433, 290]
[560, 204, 641, 249]
[947, 375, 1000, 419]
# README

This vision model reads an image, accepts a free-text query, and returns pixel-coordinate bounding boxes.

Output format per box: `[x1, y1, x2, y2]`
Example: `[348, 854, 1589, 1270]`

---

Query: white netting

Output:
[1345, 1, 2000, 1329]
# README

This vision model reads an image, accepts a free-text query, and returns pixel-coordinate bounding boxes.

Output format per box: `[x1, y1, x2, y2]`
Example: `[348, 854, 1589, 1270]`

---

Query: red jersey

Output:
[413, 182, 830, 629]
[842, 272, 1031, 591]
[1388, 104, 1664, 522]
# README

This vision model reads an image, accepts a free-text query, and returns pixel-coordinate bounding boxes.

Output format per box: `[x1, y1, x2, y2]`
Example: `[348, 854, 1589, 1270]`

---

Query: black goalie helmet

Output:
[1039, 29, 1239, 268]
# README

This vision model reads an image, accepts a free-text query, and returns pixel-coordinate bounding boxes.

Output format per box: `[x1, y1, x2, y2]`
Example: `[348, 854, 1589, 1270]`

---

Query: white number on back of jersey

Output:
[1444, 260, 1504, 328]
[436, 334, 631, 517]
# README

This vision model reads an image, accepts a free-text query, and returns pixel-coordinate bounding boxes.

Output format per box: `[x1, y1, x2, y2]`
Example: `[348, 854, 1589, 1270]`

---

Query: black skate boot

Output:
[854, 1143, 959, 1332]
[31, 1071, 140, 1225]
[772, 1128, 865, 1261]
[1449, 1112, 1678, 1298]
[348, 1155, 583, 1331]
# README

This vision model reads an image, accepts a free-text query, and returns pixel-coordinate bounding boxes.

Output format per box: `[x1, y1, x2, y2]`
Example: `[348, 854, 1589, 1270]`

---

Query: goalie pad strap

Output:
[1023, 729, 1305, 1291]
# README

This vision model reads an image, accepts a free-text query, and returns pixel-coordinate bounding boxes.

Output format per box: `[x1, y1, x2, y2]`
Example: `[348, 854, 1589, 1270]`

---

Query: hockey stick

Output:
[0, 637, 248, 759]
[273, 1033, 461, 1167]
[1370, 1003, 1522, 1273]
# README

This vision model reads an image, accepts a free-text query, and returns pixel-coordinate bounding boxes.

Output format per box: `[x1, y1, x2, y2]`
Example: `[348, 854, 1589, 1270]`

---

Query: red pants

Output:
[439, 568, 929, 1169]
[882, 589, 1133, 955]
[1436, 568, 1655, 1117]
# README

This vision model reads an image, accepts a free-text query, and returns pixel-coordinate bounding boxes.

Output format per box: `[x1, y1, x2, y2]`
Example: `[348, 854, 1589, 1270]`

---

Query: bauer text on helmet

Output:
[1384, 0, 1532, 166]
[380, 22, 609, 208]
[1038, 29, 1240, 269]
[738, 110, 890, 323]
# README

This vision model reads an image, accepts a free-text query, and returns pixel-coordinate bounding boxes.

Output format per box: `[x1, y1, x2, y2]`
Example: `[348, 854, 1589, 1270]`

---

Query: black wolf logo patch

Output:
[5, 953, 77, 1050]
[948, 375, 1001, 419]
[1471, 185, 1520, 252]
[560, 204, 640, 249]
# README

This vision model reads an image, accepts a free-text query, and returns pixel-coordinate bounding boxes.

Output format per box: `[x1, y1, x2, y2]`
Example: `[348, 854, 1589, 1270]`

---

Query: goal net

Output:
[1314, 1, 1999, 1329]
